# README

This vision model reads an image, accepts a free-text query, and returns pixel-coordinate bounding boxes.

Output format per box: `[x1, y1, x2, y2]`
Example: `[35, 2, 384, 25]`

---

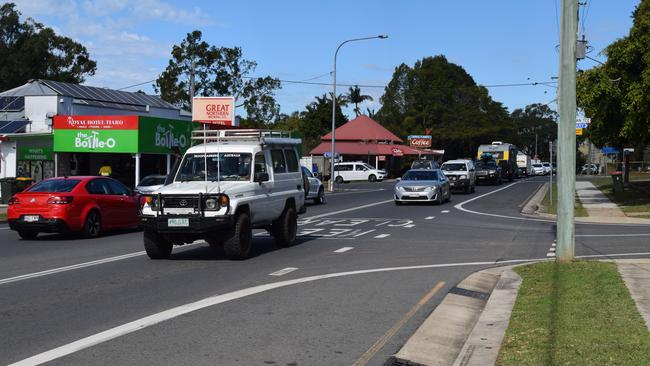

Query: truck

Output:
[477, 141, 519, 181]
[516, 152, 532, 177]
[139, 129, 306, 260]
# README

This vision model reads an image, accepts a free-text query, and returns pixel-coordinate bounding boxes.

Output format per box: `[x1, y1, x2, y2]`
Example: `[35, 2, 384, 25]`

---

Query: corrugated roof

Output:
[310, 141, 423, 156]
[321, 115, 402, 143]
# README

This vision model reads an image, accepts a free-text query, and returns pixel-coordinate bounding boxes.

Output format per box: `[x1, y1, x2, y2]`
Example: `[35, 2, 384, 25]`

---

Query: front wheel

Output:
[335, 176, 344, 184]
[368, 174, 377, 182]
[144, 229, 172, 259]
[18, 230, 38, 240]
[223, 213, 252, 260]
[273, 206, 297, 248]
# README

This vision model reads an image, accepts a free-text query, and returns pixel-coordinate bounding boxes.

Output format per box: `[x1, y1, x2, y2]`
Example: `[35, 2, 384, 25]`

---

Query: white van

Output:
[333, 162, 386, 183]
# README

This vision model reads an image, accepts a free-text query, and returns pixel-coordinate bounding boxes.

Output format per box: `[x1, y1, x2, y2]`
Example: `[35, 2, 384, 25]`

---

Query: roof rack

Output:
[191, 129, 299, 145]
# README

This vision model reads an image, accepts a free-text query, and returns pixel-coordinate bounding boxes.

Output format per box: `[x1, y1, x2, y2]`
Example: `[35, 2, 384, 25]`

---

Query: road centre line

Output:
[374, 234, 390, 238]
[441, 210, 450, 214]
[425, 216, 435, 220]
[0, 199, 395, 287]
[10, 257, 547, 366]
[333, 247, 354, 253]
[269, 267, 298, 276]
[352, 281, 446, 366]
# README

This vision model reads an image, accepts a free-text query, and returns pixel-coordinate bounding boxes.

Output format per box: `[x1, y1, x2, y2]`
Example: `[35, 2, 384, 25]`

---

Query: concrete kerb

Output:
[390, 265, 523, 366]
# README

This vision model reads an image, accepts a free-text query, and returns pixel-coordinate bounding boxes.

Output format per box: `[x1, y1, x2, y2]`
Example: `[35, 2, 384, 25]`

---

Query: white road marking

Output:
[546, 252, 556, 257]
[10, 257, 547, 366]
[441, 210, 450, 214]
[0, 242, 202, 286]
[454, 181, 650, 226]
[269, 267, 299, 276]
[301, 199, 393, 221]
[333, 247, 354, 253]
[404, 224, 416, 228]
[374, 234, 390, 238]
[576, 252, 650, 259]
[425, 216, 435, 220]
[549, 247, 556, 252]
[576, 233, 650, 237]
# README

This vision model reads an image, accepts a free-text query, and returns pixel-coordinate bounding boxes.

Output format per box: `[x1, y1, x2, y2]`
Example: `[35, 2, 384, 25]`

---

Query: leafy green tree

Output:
[376, 56, 514, 158]
[154, 30, 281, 124]
[577, 0, 650, 150]
[346, 85, 374, 116]
[273, 93, 348, 151]
[511, 103, 558, 159]
[0, 3, 96, 91]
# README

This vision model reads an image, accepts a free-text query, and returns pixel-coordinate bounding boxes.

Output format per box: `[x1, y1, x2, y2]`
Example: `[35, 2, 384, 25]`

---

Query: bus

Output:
[477, 141, 519, 181]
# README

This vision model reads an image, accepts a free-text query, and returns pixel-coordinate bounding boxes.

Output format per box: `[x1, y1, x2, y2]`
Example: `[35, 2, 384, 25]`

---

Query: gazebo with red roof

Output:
[309, 115, 441, 174]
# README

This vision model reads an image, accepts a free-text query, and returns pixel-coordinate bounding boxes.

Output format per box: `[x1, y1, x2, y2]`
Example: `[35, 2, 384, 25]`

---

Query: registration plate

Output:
[168, 218, 189, 227]
[23, 215, 40, 222]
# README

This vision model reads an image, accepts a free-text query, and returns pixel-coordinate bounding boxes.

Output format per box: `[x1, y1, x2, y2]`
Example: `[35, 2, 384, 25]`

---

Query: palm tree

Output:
[346, 85, 374, 116]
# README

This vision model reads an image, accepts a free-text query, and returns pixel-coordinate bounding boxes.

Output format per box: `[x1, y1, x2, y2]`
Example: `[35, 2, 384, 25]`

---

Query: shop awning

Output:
[309, 141, 428, 156]
[0, 120, 29, 134]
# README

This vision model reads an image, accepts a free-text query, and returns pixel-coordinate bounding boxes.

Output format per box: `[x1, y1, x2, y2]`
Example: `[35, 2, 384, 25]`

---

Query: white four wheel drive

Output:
[140, 129, 306, 260]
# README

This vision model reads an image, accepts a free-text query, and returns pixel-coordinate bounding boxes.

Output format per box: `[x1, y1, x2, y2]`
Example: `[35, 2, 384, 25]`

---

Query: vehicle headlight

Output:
[397, 186, 405, 191]
[488, 171, 495, 176]
[460, 175, 467, 179]
[146, 196, 159, 210]
[425, 186, 433, 191]
[204, 198, 219, 210]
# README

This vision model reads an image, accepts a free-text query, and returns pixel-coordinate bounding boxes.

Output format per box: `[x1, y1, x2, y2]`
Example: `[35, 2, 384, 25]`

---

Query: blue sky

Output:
[12, 0, 639, 118]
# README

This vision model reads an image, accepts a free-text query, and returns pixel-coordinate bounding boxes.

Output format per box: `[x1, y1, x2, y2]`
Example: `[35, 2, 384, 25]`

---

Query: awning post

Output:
[135, 153, 141, 186]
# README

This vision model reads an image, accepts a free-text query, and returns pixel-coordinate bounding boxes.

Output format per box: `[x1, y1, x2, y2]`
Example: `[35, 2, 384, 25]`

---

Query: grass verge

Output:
[592, 178, 650, 216]
[540, 182, 588, 217]
[0, 212, 6, 222]
[497, 261, 650, 366]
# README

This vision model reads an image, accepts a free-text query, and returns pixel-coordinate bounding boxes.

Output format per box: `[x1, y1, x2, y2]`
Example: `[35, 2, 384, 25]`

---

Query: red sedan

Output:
[8, 176, 140, 239]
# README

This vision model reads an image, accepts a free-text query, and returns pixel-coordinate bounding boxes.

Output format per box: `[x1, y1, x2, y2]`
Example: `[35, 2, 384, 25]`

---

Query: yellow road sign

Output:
[576, 128, 583, 136]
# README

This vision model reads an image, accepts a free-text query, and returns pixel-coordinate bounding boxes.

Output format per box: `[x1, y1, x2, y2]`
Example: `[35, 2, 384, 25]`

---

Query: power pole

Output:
[549, 140, 553, 203]
[189, 60, 196, 109]
[557, 0, 578, 261]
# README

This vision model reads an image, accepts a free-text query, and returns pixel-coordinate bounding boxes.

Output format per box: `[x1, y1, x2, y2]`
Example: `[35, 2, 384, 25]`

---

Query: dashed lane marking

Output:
[441, 210, 450, 214]
[547, 252, 556, 257]
[425, 216, 435, 220]
[374, 234, 390, 239]
[269, 267, 298, 276]
[333, 247, 354, 253]
[404, 224, 416, 228]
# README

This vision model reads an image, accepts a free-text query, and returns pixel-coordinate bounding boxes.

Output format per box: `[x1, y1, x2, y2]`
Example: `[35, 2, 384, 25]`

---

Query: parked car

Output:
[135, 174, 167, 194]
[580, 163, 600, 175]
[441, 159, 476, 193]
[7, 176, 140, 239]
[541, 162, 552, 175]
[410, 159, 440, 170]
[394, 169, 451, 205]
[333, 162, 386, 183]
[531, 163, 546, 176]
[475, 160, 503, 184]
[301, 166, 325, 204]
[140, 129, 305, 260]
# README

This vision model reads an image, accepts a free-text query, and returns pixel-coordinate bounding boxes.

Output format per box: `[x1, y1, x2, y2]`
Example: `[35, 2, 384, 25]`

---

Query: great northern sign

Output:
[407, 135, 432, 148]
[192, 97, 235, 126]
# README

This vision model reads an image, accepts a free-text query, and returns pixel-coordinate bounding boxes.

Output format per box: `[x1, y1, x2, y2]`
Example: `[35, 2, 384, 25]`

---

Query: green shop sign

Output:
[54, 129, 139, 153]
[138, 116, 195, 154]
[18, 147, 53, 161]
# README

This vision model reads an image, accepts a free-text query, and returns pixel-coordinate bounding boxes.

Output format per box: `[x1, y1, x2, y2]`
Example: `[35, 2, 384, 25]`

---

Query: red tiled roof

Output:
[309, 141, 425, 156]
[321, 115, 402, 143]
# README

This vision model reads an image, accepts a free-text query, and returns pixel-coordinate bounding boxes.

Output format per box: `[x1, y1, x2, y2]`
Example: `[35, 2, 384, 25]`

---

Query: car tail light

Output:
[8, 197, 19, 205]
[47, 196, 74, 204]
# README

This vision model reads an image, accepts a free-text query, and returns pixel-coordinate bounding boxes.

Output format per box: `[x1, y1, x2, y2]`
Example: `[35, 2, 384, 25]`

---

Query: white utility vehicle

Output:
[140, 129, 305, 260]
[333, 162, 386, 183]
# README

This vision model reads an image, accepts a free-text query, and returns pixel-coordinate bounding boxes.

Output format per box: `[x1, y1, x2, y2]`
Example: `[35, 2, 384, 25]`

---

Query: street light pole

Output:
[330, 35, 388, 192]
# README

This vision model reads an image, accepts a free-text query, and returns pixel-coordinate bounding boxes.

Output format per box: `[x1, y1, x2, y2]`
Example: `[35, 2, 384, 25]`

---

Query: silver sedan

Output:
[394, 169, 451, 205]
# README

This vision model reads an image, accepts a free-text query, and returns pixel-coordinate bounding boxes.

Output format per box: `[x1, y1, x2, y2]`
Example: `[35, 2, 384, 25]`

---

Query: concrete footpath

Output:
[388, 260, 650, 365]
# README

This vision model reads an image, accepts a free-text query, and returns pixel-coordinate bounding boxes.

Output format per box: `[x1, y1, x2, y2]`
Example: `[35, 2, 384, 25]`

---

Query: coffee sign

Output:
[408, 135, 432, 148]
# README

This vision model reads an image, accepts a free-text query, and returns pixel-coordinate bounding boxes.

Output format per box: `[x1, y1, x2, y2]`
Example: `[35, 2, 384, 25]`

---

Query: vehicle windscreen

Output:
[476, 161, 498, 169]
[26, 179, 81, 192]
[411, 161, 431, 169]
[175, 153, 252, 182]
[402, 170, 438, 181]
[441, 163, 466, 171]
[139, 176, 166, 186]
[532, 164, 543, 168]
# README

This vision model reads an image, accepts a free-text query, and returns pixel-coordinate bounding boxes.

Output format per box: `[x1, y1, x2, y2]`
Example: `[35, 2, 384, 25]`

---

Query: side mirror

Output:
[396, 178, 401, 182]
[254, 172, 270, 183]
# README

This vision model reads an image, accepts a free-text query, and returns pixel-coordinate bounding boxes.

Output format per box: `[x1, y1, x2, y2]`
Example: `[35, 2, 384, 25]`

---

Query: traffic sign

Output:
[576, 117, 591, 124]
[576, 122, 589, 128]
[576, 128, 583, 136]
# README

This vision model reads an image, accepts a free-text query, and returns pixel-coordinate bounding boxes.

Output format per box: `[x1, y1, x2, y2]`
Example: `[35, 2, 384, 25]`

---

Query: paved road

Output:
[1, 176, 648, 365]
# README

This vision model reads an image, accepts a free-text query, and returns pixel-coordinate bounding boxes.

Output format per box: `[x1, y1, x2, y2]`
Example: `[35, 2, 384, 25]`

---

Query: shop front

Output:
[53, 115, 195, 188]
